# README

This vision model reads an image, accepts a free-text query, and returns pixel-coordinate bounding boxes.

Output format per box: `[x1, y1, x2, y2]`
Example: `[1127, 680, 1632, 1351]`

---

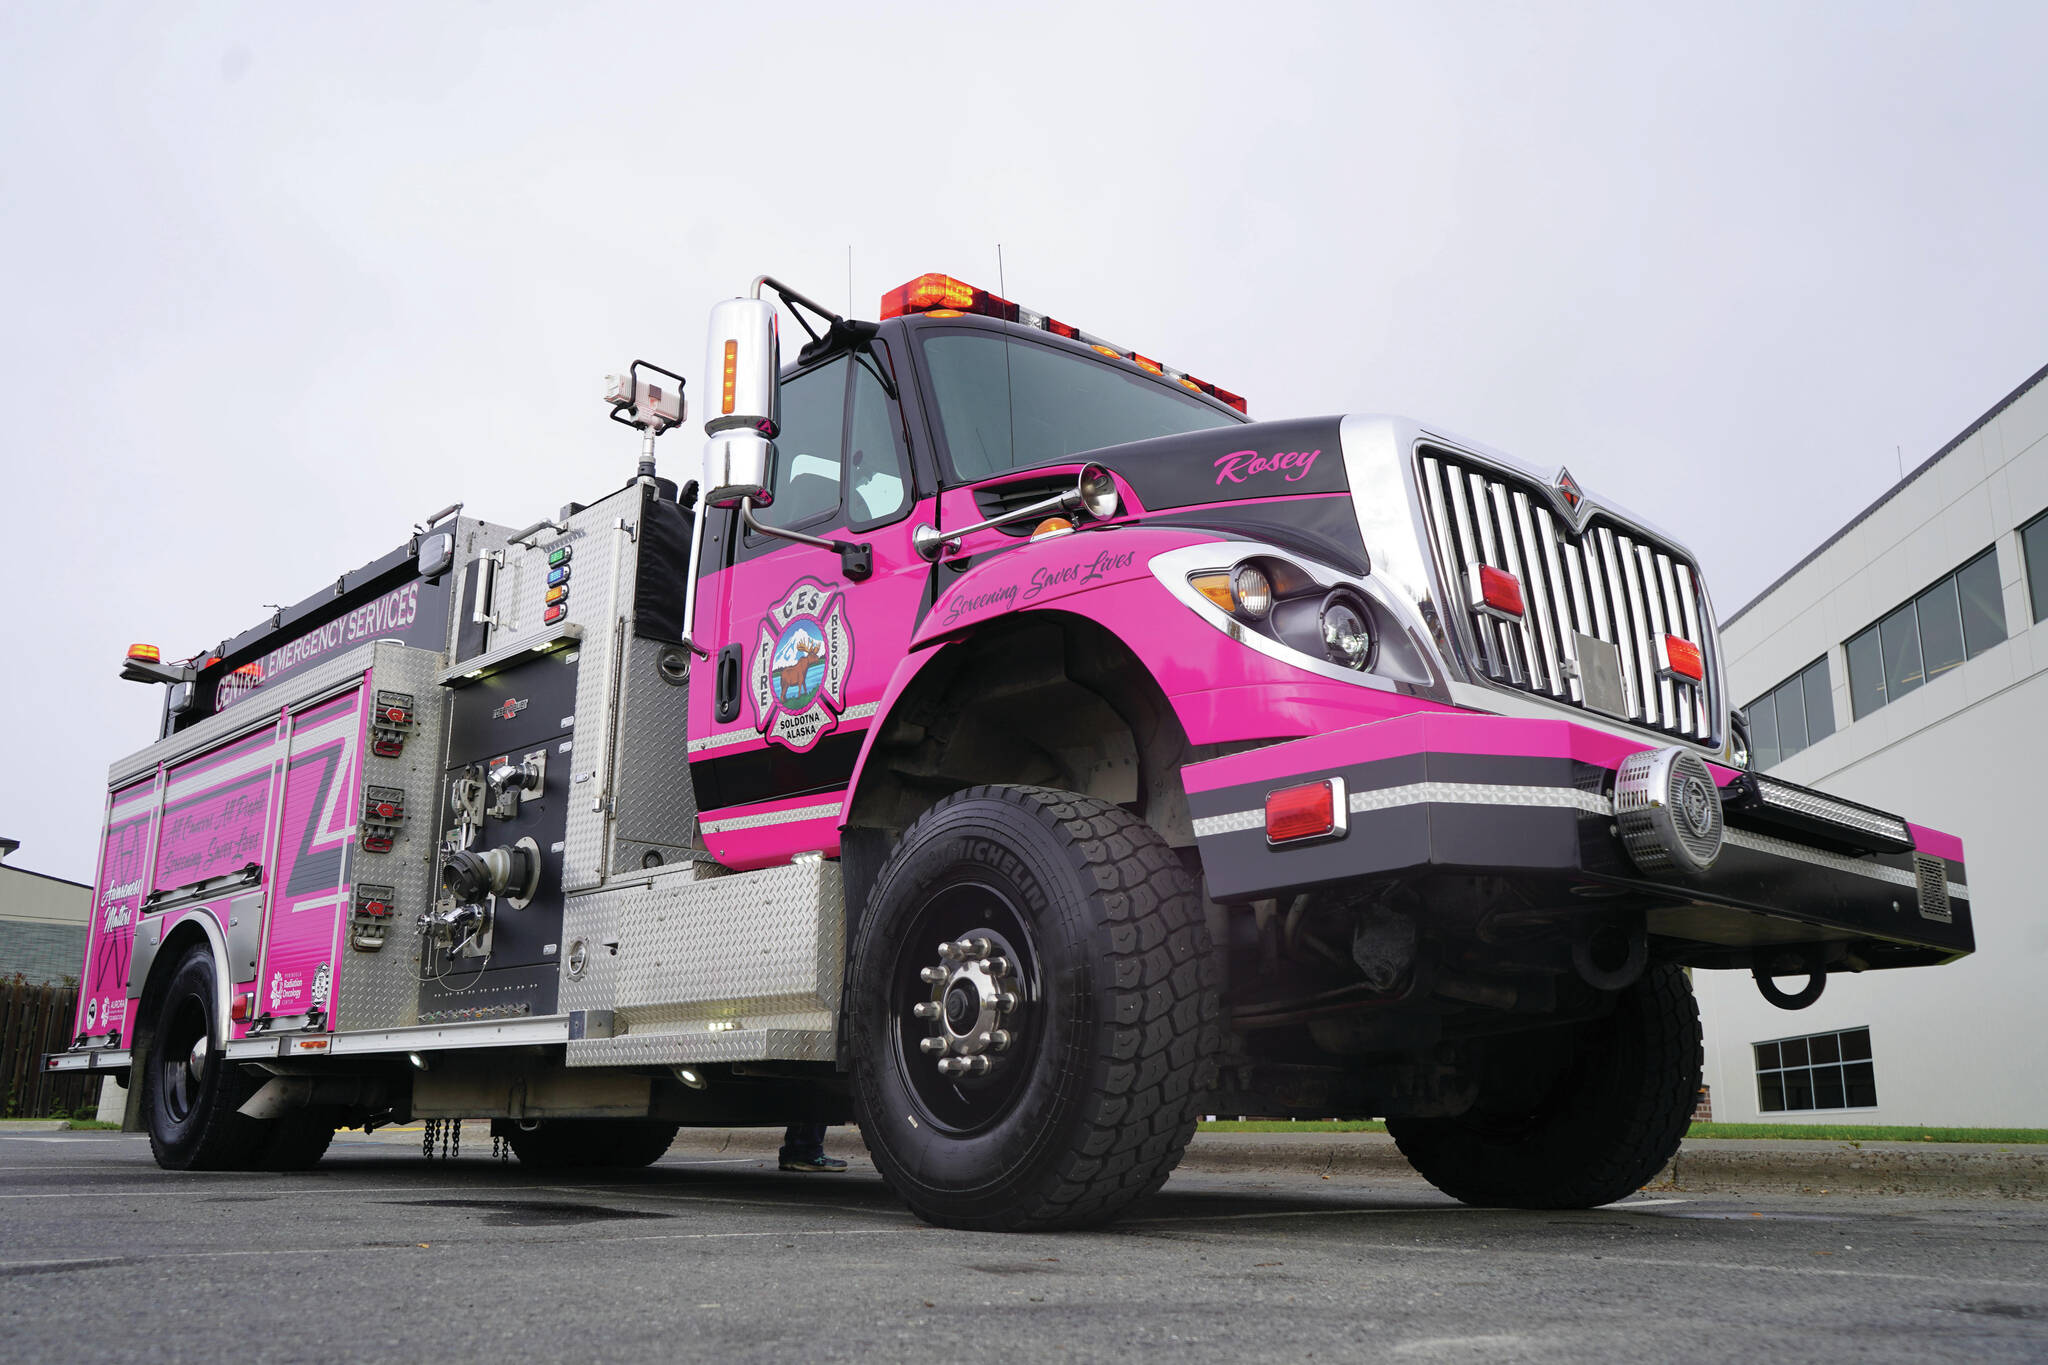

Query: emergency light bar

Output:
[878, 272, 1248, 414]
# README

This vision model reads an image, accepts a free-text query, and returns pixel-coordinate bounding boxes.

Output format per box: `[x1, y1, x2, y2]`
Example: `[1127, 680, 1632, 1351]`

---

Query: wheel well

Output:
[843, 612, 1201, 912]
[133, 921, 219, 1054]
[122, 919, 220, 1131]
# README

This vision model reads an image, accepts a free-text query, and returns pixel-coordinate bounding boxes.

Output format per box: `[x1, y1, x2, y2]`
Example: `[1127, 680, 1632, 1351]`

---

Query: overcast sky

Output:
[4, 2, 2045, 882]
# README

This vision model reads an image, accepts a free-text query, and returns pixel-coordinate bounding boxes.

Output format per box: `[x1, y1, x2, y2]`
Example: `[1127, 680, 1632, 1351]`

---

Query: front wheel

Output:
[849, 785, 1219, 1231]
[1387, 963, 1702, 1209]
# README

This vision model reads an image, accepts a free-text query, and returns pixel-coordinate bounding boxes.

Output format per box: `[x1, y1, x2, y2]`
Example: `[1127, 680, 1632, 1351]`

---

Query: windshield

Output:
[920, 330, 1240, 481]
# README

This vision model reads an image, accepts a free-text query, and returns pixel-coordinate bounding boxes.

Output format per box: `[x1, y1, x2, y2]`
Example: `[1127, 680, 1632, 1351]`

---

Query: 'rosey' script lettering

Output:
[1214, 448, 1320, 485]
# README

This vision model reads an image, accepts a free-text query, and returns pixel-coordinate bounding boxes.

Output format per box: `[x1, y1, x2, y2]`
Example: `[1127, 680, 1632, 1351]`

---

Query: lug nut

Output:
[995, 990, 1019, 1012]
[936, 1056, 963, 1076]
[980, 956, 1010, 977]
[920, 1036, 951, 1055]
[960, 1056, 990, 1077]
[919, 966, 949, 984]
[986, 1029, 1012, 1051]
[912, 1001, 940, 1020]
[964, 937, 993, 959]
[937, 941, 962, 961]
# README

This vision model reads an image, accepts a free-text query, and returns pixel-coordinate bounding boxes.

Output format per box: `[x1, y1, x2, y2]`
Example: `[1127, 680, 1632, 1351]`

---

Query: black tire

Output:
[251, 1109, 338, 1171]
[1387, 963, 1701, 1209]
[849, 784, 1219, 1232]
[495, 1119, 679, 1168]
[144, 948, 264, 1171]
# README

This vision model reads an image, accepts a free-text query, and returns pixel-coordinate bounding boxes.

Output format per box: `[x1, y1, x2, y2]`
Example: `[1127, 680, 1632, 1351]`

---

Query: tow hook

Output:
[1753, 945, 1829, 1010]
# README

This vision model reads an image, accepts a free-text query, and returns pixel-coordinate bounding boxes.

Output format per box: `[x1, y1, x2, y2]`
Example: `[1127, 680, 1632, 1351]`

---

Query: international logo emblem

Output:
[1554, 468, 1586, 522]
[750, 579, 852, 753]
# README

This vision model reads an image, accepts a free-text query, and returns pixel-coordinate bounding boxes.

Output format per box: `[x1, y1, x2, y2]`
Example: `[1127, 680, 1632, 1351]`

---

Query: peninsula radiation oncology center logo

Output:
[750, 579, 852, 752]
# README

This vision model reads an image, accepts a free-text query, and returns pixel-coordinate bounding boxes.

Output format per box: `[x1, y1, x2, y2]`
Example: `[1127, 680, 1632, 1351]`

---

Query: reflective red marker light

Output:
[1471, 564, 1525, 621]
[1657, 634, 1704, 683]
[1265, 777, 1348, 845]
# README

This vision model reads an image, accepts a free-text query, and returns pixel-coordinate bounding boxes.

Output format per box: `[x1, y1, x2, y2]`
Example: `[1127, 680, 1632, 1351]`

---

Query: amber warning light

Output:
[877, 272, 1247, 414]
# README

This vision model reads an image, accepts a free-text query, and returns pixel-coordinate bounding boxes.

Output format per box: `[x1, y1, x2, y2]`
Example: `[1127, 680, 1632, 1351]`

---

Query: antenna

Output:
[847, 245, 854, 317]
[1896, 444, 1904, 480]
[998, 243, 1016, 469]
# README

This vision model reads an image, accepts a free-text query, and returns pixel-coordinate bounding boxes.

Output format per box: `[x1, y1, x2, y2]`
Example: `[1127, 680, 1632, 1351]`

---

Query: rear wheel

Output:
[494, 1119, 679, 1168]
[252, 1109, 338, 1170]
[1387, 963, 1701, 1208]
[145, 948, 263, 1171]
[849, 785, 1219, 1231]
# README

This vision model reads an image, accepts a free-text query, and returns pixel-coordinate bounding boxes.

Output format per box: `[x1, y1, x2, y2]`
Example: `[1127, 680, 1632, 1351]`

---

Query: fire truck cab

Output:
[49, 272, 1975, 1230]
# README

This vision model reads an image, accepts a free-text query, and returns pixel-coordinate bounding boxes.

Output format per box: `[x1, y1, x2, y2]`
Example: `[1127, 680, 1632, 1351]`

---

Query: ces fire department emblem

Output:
[751, 579, 852, 753]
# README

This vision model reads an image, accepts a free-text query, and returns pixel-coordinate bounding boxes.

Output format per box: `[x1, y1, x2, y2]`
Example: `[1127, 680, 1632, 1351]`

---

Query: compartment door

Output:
[79, 777, 156, 1048]
[257, 684, 367, 1027]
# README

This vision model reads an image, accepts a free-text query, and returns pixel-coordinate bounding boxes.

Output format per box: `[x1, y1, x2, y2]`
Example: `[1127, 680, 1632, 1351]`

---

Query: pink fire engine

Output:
[49, 272, 1973, 1230]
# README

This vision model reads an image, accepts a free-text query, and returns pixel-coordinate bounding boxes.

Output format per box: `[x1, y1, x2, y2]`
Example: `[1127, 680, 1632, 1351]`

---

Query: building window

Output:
[1755, 1026, 1877, 1113]
[2024, 510, 2048, 625]
[1844, 548, 2006, 719]
[1745, 657, 1833, 769]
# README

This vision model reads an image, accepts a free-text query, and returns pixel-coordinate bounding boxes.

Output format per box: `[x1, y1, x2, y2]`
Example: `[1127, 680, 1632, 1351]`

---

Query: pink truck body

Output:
[47, 272, 1974, 1228]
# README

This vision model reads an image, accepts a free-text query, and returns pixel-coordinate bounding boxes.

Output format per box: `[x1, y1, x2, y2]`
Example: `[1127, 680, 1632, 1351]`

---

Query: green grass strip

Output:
[1194, 1118, 2048, 1143]
[1685, 1122, 2048, 1144]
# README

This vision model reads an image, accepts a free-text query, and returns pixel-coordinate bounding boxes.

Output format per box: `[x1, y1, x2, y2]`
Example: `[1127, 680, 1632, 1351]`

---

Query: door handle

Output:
[714, 644, 744, 724]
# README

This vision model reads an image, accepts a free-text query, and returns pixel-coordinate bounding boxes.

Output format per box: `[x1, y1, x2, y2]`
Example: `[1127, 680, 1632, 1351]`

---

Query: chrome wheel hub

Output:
[913, 936, 1022, 1078]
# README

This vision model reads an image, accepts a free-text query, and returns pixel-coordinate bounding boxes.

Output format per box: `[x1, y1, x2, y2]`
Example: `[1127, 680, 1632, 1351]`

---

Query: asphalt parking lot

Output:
[3, 1127, 2044, 1364]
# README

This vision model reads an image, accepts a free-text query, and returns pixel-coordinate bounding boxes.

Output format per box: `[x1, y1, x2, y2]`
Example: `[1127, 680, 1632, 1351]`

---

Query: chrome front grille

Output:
[1417, 448, 1719, 744]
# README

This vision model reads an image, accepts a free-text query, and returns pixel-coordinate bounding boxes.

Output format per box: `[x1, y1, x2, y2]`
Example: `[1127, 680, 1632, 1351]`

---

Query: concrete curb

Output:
[1175, 1132, 2046, 1199]
[661, 1128, 2046, 1198]
[0, 1121, 72, 1133]
[1657, 1138, 2048, 1199]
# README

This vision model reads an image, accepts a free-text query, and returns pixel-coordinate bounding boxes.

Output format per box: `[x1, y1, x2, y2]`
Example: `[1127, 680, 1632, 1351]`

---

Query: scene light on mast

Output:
[878, 272, 1248, 414]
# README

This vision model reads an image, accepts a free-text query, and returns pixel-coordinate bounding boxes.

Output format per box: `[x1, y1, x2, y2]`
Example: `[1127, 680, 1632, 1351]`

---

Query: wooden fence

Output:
[1, 978, 100, 1118]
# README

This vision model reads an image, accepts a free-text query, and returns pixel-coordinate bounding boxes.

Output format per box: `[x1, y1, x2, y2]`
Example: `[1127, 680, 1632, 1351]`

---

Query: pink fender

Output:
[847, 525, 1463, 816]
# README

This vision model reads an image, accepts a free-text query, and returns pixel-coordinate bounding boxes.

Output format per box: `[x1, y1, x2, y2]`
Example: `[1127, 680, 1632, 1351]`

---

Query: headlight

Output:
[1190, 563, 1275, 621]
[1229, 565, 1272, 620]
[1317, 589, 1374, 670]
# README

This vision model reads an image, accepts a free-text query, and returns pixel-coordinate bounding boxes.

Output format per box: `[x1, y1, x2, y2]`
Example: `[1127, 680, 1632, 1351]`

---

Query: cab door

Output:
[689, 340, 927, 869]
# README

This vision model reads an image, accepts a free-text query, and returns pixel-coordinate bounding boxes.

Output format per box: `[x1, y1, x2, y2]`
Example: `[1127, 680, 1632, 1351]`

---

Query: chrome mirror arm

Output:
[740, 500, 873, 581]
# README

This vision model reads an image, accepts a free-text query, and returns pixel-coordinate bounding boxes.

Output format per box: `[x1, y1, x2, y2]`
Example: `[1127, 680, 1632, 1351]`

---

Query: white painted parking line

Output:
[1127, 1203, 1486, 1226]
[0, 1226, 924, 1273]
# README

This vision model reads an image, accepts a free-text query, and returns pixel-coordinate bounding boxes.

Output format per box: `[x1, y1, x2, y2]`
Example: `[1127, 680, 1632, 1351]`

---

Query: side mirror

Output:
[701, 296, 781, 512]
[703, 297, 779, 438]
[704, 432, 777, 512]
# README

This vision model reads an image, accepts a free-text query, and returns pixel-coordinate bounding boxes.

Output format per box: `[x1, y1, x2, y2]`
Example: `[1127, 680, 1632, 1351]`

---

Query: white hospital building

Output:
[1695, 361, 2048, 1127]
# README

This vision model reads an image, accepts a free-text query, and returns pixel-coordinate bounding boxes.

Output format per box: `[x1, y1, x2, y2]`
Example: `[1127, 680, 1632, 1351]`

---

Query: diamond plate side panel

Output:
[333, 642, 448, 1032]
[559, 859, 842, 1066]
[611, 634, 698, 870]
[567, 1027, 835, 1066]
[539, 491, 643, 893]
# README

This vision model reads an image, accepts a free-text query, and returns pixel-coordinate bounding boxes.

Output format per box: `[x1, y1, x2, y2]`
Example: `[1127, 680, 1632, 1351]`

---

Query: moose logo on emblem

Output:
[750, 579, 853, 753]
